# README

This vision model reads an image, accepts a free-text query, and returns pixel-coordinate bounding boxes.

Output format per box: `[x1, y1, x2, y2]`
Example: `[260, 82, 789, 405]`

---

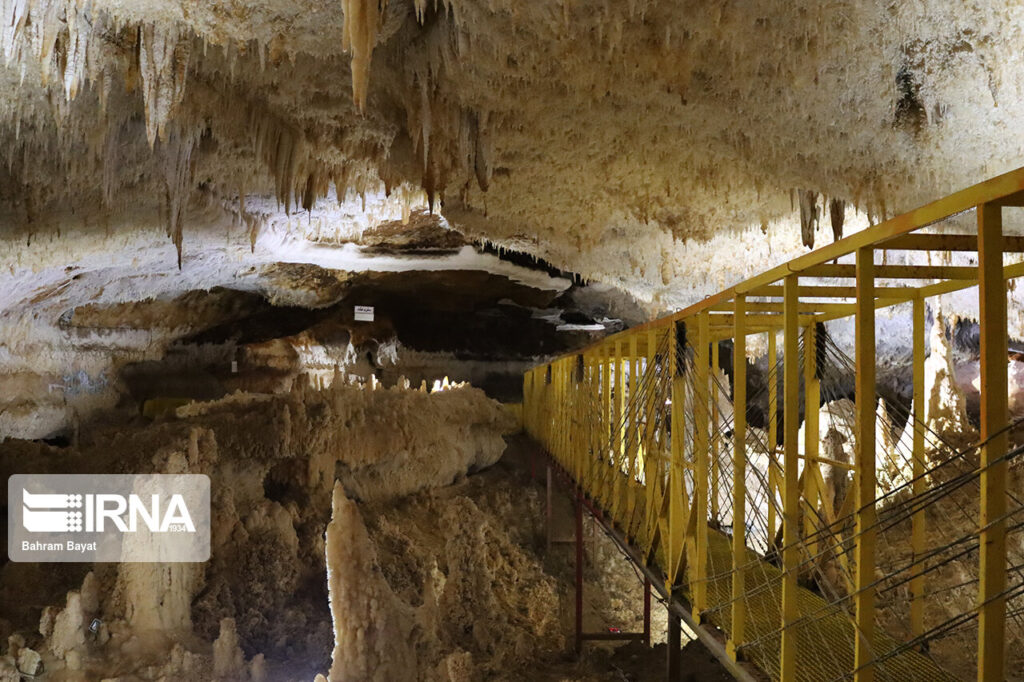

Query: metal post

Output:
[780, 274, 800, 681]
[628, 334, 641, 532]
[546, 465, 553, 553]
[910, 296, 926, 639]
[729, 294, 747, 661]
[576, 486, 584, 654]
[532, 372, 540, 477]
[643, 576, 652, 647]
[668, 609, 682, 680]
[767, 330, 778, 545]
[978, 201, 1007, 682]
[668, 320, 687, 587]
[803, 324, 821, 556]
[617, 339, 626, 461]
[854, 246, 877, 682]
[711, 340, 721, 521]
[554, 362, 564, 461]
[692, 311, 710, 617]
[583, 355, 594, 484]
[523, 372, 531, 436]
[611, 341, 625, 517]
[601, 346, 612, 506]
[642, 329, 660, 552]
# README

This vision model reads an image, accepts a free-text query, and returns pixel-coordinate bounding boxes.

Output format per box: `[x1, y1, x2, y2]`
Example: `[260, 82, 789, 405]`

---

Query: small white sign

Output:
[354, 305, 374, 322]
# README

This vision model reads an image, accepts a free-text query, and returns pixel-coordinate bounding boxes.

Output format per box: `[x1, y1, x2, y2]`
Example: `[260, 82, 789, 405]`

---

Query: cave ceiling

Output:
[2, 0, 1023, 308]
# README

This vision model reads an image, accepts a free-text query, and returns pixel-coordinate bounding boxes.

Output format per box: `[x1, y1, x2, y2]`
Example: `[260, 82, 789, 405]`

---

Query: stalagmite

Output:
[325, 481, 416, 681]
[875, 400, 902, 493]
[924, 312, 974, 443]
[212, 618, 246, 679]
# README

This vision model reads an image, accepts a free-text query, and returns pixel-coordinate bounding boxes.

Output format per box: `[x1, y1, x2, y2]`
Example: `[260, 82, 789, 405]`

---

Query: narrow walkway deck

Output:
[696, 529, 951, 682]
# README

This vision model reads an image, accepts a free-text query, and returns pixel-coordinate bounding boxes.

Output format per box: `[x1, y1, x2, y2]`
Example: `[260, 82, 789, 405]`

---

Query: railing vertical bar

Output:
[977, 201, 1007, 682]
[668, 323, 686, 587]
[692, 312, 710, 618]
[910, 296, 927, 640]
[803, 324, 820, 557]
[729, 294, 748, 661]
[767, 329, 779, 548]
[780, 274, 800, 681]
[854, 246, 877, 682]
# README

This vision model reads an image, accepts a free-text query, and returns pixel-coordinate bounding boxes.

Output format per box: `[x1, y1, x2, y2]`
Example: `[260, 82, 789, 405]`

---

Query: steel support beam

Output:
[854, 246, 877, 682]
[910, 297, 926, 639]
[668, 610, 682, 681]
[642, 328, 660, 554]
[628, 334, 641, 529]
[802, 263, 977, 280]
[575, 486, 584, 654]
[542, 444, 764, 682]
[751, 284, 917, 299]
[601, 347, 612, 506]
[803, 324, 820, 557]
[880, 233, 1024, 251]
[709, 300, 859, 313]
[729, 294, 747, 661]
[612, 340, 625, 518]
[546, 465, 553, 552]
[644, 576, 652, 647]
[667, 320, 686, 587]
[977, 202, 1007, 682]
[767, 329, 778, 545]
[711, 340, 721, 522]
[691, 312, 710, 617]
[780, 274, 800, 681]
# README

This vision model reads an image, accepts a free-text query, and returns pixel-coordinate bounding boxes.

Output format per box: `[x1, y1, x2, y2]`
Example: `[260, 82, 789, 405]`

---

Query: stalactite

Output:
[1, 0, 29, 66]
[32, 1, 61, 86]
[473, 110, 491, 192]
[828, 198, 845, 242]
[161, 126, 198, 269]
[340, 0, 381, 112]
[413, 0, 427, 23]
[798, 189, 818, 249]
[419, 71, 431, 170]
[250, 108, 307, 213]
[139, 23, 191, 148]
[62, 0, 89, 101]
[101, 117, 122, 207]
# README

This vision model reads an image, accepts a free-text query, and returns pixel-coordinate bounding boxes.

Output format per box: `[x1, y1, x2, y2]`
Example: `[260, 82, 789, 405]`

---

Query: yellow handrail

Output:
[523, 166, 1024, 682]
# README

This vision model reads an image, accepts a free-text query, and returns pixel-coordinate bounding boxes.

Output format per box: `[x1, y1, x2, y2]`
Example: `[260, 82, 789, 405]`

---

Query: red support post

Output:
[668, 608, 681, 679]
[575, 486, 584, 654]
[546, 465, 553, 552]
[643, 576, 652, 647]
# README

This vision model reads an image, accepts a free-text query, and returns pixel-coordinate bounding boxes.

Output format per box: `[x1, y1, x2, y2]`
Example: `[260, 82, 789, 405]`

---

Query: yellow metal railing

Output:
[523, 166, 1024, 682]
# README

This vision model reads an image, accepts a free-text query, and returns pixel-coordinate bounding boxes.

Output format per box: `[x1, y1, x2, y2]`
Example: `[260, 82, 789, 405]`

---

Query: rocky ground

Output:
[0, 376, 734, 681]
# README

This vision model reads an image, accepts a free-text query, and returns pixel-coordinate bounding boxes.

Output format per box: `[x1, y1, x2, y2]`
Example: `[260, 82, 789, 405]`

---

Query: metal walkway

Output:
[522, 166, 1024, 681]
